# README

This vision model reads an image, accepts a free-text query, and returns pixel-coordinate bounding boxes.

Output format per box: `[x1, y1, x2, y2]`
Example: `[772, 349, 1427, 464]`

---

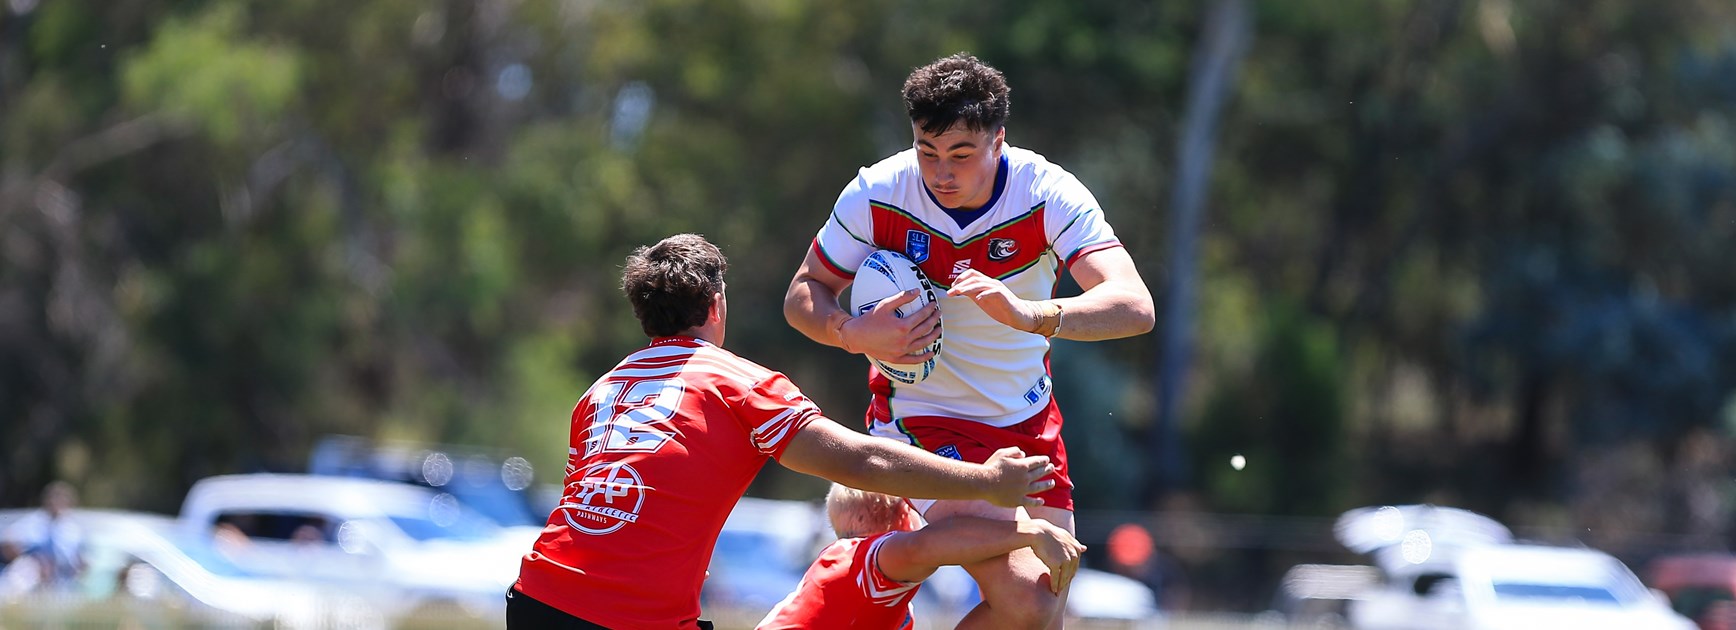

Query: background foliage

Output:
[3, 0, 1736, 609]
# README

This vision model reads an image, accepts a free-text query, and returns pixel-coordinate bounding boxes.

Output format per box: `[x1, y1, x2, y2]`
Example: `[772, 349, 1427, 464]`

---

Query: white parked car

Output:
[1350, 544, 1694, 630]
[1336, 505, 1694, 630]
[1, 508, 389, 628]
[178, 473, 538, 621]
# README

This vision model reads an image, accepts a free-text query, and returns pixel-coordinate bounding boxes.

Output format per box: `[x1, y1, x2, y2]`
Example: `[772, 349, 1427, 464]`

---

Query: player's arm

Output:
[876, 516, 1085, 593]
[778, 418, 1053, 509]
[1056, 246, 1156, 340]
[785, 247, 941, 362]
[947, 246, 1154, 341]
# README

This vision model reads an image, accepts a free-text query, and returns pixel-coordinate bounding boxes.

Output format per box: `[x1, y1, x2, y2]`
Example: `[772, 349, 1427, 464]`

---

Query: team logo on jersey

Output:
[905, 230, 930, 263]
[988, 238, 1018, 262]
[935, 445, 962, 460]
[1023, 375, 1052, 405]
[950, 258, 973, 281]
[560, 461, 646, 535]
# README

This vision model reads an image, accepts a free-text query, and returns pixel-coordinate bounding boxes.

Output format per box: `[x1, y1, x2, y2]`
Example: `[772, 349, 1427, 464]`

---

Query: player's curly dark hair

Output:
[622, 234, 728, 338]
[902, 52, 1011, 135]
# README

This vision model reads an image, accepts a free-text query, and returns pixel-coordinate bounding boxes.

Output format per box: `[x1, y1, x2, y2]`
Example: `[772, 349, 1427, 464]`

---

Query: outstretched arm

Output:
[876, 516, 1085, 593]
[778, 419, 1054, 509]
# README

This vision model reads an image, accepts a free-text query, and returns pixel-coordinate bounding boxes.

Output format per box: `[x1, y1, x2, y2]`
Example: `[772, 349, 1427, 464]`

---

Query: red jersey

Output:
[515, 336, 821, 630]
[756, 532, 920, 630]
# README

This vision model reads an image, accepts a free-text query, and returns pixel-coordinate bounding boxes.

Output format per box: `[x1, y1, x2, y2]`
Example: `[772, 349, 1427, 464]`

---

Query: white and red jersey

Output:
[812, 144, 1124, 426]
[757, 532, 920, 630]
[515, 336, 821, 630]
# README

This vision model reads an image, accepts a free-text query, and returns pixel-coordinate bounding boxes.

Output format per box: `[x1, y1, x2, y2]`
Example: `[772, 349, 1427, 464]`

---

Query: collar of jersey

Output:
[924, 152, 1009, 229]
[650, 335, 710, 348]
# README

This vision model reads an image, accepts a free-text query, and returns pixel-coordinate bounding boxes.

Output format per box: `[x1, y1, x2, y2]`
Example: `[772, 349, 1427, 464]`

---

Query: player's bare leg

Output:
[927, 500, 1075, 630]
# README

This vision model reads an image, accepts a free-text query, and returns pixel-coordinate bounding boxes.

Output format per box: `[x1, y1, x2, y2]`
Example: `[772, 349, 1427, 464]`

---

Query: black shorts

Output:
[504, 588, 714, 630]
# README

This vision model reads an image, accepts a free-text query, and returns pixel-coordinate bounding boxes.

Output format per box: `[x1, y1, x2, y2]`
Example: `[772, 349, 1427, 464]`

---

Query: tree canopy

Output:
[2, 1, 1735, 562]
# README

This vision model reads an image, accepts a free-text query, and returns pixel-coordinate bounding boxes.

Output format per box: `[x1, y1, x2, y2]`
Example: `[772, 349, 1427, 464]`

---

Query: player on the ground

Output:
[511, 233, 1057, 630]
[784, 53, 1156, 628]
[757, 484, 1084, 630]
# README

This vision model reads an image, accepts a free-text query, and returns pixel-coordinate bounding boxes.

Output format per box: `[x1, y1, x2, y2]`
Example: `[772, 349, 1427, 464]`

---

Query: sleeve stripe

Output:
[860, 534, 922, 599]
[812, 239, 856, 279]
[753, 407, 813, 452]
[1064, 241, 1124, 269]
[834, 211, 873, 246]
[1052, 213, 1085, 243]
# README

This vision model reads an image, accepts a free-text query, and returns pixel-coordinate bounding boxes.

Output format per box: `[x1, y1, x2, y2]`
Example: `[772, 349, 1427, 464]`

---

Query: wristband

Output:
[831, 313, 858, 353]
[1030, 302, 1064, 338]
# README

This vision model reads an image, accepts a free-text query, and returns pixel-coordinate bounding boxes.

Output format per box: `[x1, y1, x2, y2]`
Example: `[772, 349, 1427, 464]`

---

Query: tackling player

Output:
[510, 234, 1057, 630]
[784, 53, 1156, 628]
[757, 484, 1084, 630]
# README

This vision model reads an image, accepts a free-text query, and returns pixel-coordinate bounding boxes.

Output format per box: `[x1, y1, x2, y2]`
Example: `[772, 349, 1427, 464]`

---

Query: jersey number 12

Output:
[584, 378, 683, 457]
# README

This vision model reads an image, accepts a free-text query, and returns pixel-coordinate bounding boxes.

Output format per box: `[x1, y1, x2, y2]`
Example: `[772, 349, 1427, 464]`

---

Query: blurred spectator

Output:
[290, 523, 326, 545]
[1106, 522, 1189, 611]
[213, 522, 250, 549]
[0, 481, 85, 593]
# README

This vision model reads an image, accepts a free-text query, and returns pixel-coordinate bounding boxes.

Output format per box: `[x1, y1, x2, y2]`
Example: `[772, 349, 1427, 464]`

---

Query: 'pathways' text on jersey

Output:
[516, 336, 820, 630]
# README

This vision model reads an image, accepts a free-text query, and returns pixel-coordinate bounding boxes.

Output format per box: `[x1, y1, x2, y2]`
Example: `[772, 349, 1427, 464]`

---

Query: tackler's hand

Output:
[1020, 518, 1085, 594]
[980, 446, 1056, 509]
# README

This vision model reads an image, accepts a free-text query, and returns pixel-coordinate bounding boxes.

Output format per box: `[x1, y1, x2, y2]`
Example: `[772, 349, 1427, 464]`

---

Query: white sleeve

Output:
[1045, 173, 1122, 267]
[811, 170, 879, 280]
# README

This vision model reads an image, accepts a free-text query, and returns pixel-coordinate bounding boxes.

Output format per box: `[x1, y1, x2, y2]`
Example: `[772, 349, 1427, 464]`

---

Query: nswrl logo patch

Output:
[935, 444, 962, 460]
[906, 230, 930, 263]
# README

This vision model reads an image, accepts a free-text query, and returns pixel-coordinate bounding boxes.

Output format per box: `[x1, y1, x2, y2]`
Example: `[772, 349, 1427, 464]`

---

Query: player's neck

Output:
[679, 324, 722, 346]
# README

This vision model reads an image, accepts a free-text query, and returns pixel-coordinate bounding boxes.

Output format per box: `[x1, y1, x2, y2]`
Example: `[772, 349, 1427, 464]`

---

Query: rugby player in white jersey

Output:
[784, 53, 1156, 629]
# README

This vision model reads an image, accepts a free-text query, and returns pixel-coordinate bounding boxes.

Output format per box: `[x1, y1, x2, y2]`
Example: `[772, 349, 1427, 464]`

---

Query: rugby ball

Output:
[849, 250, 942, 385]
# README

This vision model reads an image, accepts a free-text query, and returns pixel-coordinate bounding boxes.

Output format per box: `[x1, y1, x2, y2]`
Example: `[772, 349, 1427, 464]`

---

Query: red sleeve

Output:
[860, 532, 919, 594]
[736, 372, 822, 459]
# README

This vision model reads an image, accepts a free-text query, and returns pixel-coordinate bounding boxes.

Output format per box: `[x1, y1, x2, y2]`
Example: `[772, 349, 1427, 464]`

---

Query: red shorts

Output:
[866, 397, 1074, 512]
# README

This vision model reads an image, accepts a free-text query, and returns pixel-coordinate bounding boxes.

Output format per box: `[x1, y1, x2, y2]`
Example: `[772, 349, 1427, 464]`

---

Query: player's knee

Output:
[993, 580, 1064, 629]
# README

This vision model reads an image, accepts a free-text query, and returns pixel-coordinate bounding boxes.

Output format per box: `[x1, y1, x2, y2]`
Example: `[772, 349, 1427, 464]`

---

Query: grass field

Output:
[2, 599, 1287, 629]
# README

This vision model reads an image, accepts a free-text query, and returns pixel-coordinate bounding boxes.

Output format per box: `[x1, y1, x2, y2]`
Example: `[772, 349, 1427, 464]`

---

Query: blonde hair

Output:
[825, 484, 910, 539]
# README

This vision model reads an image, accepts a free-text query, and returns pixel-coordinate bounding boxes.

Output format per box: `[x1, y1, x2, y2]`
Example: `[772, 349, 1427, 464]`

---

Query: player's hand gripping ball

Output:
[849, 250, 943, 385]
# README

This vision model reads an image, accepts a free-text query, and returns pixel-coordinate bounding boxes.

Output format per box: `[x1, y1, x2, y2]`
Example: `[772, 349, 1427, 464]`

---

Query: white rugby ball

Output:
[849, 249, 942, 385]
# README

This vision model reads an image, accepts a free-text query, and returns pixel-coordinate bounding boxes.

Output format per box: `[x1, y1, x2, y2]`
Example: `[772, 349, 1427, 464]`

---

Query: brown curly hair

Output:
[902, 53, 1011, 136]
[621, 234, 728, 338]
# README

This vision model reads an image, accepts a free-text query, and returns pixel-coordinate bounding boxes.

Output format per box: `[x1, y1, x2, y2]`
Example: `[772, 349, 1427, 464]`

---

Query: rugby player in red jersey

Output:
[758, 484, 1084, 630]
[510, 234, 1057, 630]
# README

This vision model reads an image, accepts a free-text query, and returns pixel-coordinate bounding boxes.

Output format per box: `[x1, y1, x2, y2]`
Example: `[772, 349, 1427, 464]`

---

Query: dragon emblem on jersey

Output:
[561, 461, 646, 535]
[905, 230, 930, 263]
[988, 238, 1018, 262]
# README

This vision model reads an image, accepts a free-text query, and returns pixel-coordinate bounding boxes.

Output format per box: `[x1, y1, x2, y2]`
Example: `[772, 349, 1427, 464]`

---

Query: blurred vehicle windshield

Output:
[386, 509, 500, 542]
[309, 436, 544, 529]
[1492, 582, 1621, 604]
